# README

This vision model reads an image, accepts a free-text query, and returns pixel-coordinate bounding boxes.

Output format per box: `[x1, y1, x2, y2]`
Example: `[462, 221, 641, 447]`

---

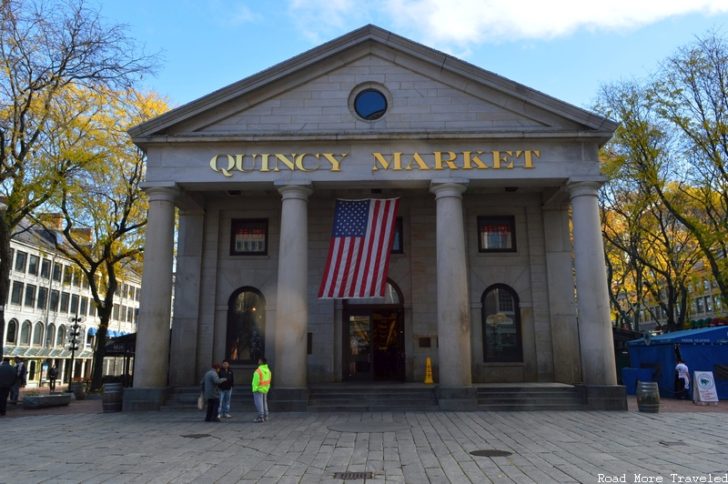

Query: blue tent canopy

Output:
[627, 326, 728, 398]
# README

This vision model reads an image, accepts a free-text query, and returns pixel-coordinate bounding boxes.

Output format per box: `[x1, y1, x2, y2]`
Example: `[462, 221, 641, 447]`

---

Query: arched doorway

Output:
[343, 279, 405, 381]
[226, 287, 266, 363]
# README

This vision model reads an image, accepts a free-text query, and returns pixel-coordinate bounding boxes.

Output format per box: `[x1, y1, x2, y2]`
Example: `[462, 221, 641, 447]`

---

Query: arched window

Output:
[226, 287, 265, 363]
[482, 284, 522, 362]
[57, 325, 66, 346]
[6, 319, 18, 344]
[33, 322, 44, 346]
[46, 324, 56, 348]
[20, 320, 32, 346]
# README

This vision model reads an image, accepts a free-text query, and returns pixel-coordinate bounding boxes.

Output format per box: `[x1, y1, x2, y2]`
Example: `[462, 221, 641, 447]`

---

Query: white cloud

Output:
[206, 0, 259, 27]
[287, 0, 728, 45]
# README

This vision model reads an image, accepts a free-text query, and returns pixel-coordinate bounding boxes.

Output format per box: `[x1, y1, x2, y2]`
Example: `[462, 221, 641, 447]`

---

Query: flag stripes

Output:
[318, 198, 399, 299]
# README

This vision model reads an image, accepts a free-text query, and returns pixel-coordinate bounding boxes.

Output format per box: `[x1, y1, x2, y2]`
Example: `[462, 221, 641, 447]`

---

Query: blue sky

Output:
[90, 0, 728, 111]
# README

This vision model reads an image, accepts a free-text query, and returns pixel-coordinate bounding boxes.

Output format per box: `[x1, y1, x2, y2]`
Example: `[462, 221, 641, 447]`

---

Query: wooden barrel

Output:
[102, 383, 123, 413]
[636, 381, 660, 413]
[69, 382, 86, 400]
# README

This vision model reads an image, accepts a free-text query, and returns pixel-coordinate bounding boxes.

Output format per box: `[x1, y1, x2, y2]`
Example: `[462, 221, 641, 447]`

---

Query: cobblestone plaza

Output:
[2, 405, 727, 483]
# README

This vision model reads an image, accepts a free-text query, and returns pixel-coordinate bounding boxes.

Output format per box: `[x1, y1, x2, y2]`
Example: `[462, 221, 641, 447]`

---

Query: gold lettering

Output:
[405, 152, 430, 170]
[523, 150, 540, 168]
[434, 151, 458, 170]
[462, 151, 488, 169]
[274, 153, 296, 171]
[492, 150, 516, 169]
[295, 153, 320, 172]
[372, 152, 402, 171]
[234, 154, 246, 172]
[255, 153, 272, 172]
[210, 154, 235, 177]
[321, 153, 346, 172]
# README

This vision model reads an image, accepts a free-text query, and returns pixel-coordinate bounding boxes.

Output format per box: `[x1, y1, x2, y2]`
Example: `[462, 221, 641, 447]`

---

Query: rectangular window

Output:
[14, 251, 27, 272]
[50, 290, 60, 311]
[41, 259, 51, 279]
[705, 296, 713, 313]
[391, 217, 404, 254]
[24, 284, 36, 307]
[72, 269, 81, 288]
[478, 216, 516, 252]
[28, 255, 39, 275]
[70, 294, 79, 314]
[135, 287, 140, 301]
[126, 306, 132, 322]
[63, 266, 72, 285]
[52, 263, 62, 282]
[715, 296, 723, 312]
[37, 287, 48, 310]
[230, 219, 268, 255]
[80, 297, 88, 316]
[11, 281, 24, 305]
[703, 279, 710, 291]
[696, 297, 704, 313]
[113, 304, 120, 321]
[60, 292, 70, 312]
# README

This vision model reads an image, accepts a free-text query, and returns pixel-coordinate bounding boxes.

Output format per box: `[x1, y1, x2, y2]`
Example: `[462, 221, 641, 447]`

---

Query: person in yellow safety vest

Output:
[252, 357, 271, 423]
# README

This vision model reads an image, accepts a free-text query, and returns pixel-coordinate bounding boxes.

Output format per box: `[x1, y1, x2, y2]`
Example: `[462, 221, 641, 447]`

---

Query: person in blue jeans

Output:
[218, 360, 234, 418]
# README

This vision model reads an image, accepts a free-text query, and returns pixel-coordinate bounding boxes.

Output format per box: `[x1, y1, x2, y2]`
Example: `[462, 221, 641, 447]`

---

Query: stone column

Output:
[273, 183, 312, 408]
[568, 181, 617, 386]
[169, 210, 204, 386]
[125, 186, 176, 410]
[430, 180, 474, 409]
[543, 205, 581, 384]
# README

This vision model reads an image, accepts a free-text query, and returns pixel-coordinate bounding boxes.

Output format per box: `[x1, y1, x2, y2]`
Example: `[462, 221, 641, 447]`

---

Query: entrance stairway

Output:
[476, 383, 587, 411]
[307, 383, 439, 412]
[164, 383, 588, 411]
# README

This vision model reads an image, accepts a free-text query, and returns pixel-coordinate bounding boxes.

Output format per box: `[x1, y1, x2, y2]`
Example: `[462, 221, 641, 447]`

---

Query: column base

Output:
[269, 388, 309, 412]
[437, 387, 478, 411]
[122, 387, 170, 412]
[575, 384, 627, 411]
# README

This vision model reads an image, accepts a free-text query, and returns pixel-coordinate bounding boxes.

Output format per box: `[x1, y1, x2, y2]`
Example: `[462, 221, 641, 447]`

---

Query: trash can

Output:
[636, 381, 660, 413]
[102, 383, 123, 412]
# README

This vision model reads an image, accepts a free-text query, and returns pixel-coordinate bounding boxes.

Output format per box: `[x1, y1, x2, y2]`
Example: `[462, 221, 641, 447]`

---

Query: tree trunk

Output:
[0, 215, 12, 360]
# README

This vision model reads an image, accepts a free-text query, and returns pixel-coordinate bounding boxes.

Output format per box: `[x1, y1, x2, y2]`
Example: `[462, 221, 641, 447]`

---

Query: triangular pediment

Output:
[130, 25, 615, 141]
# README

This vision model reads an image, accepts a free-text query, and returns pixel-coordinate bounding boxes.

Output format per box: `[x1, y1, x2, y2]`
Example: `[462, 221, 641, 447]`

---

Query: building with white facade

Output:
[125, 26, 625, 410]
[2, 217, 141, 387]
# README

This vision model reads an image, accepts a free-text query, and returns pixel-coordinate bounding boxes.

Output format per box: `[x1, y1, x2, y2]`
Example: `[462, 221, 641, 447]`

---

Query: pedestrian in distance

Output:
[251, 357, 271, 423]
[0, 358, 17, 416]
[48, 365, 58, 392]
[218, 359, 234, 419]
[9, 357, 26, 404]
[675, 358, 690, 400]
[201, 362, 226, 422]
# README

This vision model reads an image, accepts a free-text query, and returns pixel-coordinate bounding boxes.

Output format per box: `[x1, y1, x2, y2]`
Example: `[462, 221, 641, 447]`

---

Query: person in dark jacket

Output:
[48, 365, 58, 392]
[0, 358, 17, 416]
[200, 363, 226, 422]
[9, 357, 26, 404]
[218, 360, 234, 419]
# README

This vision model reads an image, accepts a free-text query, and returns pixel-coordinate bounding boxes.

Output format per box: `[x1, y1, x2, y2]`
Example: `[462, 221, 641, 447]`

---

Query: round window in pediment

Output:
[353, 88, 388, 120]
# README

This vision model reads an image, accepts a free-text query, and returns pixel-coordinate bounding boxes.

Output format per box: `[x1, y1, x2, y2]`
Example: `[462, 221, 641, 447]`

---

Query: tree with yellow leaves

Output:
[39, 87, 168, 391]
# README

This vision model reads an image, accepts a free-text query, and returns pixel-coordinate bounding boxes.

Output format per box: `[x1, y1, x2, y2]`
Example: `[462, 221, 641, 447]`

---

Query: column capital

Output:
[142, 183, 179, 203]
[276, 182, 313, 201]
[567, 180, 602, 200]
[430, 179, 468, 199]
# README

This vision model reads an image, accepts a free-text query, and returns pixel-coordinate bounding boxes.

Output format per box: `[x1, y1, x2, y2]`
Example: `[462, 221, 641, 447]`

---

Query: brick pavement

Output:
[1, 401, 727, 483]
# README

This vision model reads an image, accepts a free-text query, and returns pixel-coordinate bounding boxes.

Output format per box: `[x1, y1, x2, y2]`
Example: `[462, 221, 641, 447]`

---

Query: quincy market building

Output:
[125, 25, 624, 410]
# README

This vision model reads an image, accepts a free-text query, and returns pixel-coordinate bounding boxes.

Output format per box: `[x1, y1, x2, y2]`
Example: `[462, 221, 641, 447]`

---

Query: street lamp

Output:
[67, 312, 83, 384]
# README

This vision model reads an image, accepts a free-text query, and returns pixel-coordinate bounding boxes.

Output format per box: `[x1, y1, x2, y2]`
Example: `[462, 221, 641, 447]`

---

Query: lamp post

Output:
[67, 313, 83, 384]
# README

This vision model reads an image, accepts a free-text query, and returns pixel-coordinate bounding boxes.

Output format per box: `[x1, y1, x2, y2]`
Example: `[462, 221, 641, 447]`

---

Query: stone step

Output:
[476, 386, 586, 410]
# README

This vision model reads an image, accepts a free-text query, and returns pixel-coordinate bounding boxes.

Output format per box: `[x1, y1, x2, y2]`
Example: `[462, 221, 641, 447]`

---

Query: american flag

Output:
[318, 198, 399, 299]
